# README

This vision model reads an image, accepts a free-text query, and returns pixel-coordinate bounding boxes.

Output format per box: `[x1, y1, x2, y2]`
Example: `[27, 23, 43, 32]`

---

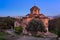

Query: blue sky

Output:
[0, 0, 60, 17]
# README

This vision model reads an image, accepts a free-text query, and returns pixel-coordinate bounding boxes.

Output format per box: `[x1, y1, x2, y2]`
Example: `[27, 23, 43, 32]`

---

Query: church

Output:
[14, 6, 49, 34]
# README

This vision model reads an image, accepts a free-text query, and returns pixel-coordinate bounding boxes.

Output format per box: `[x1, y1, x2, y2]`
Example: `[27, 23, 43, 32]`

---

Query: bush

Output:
[26, 19, 46, 34]
[15, 26, 23, 34]
[50, 29, 60, 37]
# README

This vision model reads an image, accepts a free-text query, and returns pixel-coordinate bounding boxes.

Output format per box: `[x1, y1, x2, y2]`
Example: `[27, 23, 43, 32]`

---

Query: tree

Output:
[49, 16, 60, 37]
[0, 16, 15, 29]
[26, 19, 46, 34]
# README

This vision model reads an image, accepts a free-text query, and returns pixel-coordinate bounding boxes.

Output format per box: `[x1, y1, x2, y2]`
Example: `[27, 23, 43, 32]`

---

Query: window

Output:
[46, 23, 48, 25]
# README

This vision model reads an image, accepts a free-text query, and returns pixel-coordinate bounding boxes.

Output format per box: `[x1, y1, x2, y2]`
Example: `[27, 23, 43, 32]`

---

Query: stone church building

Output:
[14, 6, 49, 34]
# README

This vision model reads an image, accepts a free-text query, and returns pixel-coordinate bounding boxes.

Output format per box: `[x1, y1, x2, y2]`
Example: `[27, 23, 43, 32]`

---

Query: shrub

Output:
[26, 19, 46, 34]
[15, 26, 23, 34]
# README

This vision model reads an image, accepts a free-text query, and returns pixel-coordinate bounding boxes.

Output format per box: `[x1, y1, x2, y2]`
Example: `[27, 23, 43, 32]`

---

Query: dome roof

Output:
[30, 6, 40, 11]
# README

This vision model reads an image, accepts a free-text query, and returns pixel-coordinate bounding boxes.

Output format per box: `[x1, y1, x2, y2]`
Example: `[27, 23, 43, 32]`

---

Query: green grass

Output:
[0, 38, 6, 40]
[0, 32, 7, 40]
[0, 32, 7, 36]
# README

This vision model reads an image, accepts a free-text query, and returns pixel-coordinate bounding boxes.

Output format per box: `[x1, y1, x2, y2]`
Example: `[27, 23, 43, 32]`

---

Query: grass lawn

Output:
[0, 32, 8, 40]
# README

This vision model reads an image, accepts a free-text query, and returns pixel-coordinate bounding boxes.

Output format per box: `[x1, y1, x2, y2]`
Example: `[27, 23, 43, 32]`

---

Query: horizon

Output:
[0, 0, 60, 17]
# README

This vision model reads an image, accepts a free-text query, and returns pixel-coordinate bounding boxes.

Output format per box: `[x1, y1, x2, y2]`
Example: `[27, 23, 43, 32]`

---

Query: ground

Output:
[1, 29, 58, 40]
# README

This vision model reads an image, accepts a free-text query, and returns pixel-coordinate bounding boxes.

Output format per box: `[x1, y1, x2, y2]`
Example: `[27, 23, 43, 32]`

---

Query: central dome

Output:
[30, 6, 40, 14]
[30, 6, 40, 11]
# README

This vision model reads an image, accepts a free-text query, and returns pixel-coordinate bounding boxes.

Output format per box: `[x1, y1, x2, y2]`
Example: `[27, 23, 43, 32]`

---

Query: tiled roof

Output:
[23, 13, 48, 19]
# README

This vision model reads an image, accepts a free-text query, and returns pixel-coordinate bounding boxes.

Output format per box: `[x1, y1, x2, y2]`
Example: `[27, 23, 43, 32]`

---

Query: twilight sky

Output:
[0, 0, 60, 17]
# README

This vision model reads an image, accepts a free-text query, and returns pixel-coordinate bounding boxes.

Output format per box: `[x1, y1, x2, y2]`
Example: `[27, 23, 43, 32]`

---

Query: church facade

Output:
[14, 6, 49, 34]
